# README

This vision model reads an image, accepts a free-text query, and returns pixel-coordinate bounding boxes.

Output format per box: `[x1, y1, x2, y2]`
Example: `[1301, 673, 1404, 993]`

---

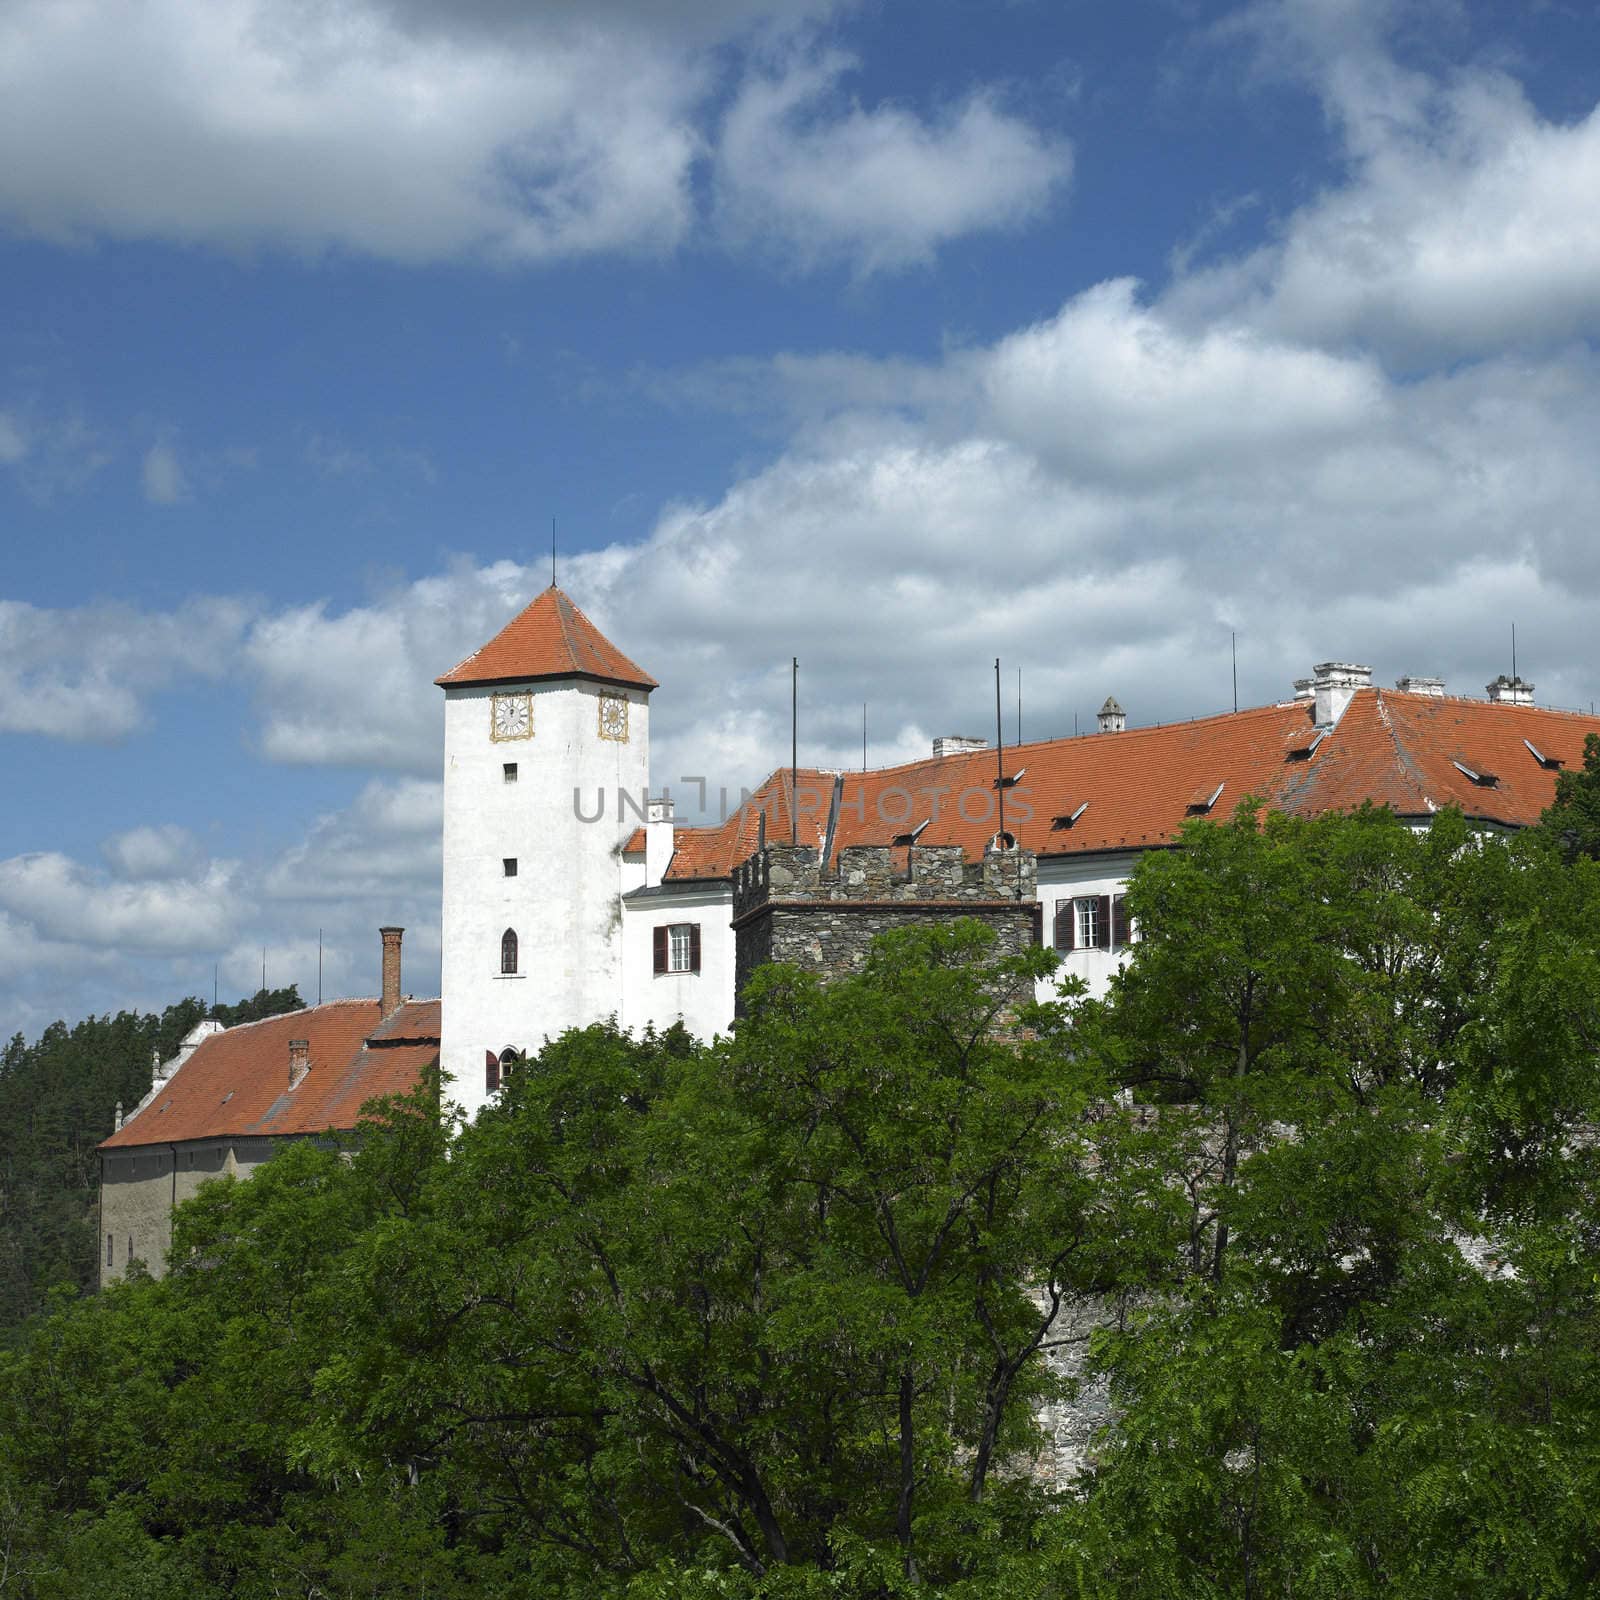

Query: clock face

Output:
[597, 694, 629, 742]
[490, 692, 533, 742]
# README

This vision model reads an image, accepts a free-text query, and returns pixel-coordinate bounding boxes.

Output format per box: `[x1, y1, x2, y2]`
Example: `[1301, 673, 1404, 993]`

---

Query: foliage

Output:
[0, 986, 304, 1333]
[1538, 729, 1600, 863]
[4, 808, 1600, 1595]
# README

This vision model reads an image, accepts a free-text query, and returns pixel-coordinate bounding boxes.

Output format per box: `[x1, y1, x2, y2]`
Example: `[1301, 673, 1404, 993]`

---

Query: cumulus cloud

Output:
[0, 0, 1059, 274]
[1170, 0, 1600, 362]
[140, 442, 189, 505]
[0, 412, 26, 465]
[102, 825, 207, 881]
[263, 778, 442, 901]
[715, 49, 1071, 272]
[0, 597, 252, 740]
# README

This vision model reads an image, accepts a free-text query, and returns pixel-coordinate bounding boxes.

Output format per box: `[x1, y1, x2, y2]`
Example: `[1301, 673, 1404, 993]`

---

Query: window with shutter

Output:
[1096, 894, 1113, 949]
[1053, 901, 1074, 949]
[500, 928, 518, 974]
[1075, 896, 1098, 949]
[1112, 894, 1131, 948]
[485, 1049, 500, 1093]
[688, 923, 702, 972]
[653, 925, 668, 974]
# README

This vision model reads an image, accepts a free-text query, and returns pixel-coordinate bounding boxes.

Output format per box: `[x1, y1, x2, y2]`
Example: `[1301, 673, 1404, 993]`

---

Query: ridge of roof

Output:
[434, 585, 657, 691]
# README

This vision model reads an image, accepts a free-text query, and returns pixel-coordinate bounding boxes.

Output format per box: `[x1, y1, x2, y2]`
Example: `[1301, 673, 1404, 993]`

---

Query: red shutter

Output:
[653, 925, 668, 974]
[1112, 894, 1131, 948]
[1096, 895, 1112, 949]
[1054, 901, 1075, 950]
[485, 1050, 500, 1093]
[688, 924, 702, 972]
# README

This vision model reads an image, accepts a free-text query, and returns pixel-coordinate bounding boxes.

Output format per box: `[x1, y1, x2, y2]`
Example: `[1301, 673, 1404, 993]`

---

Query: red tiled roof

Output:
[661, 689, 1600, 881]
[101, 999, 439, 1149]
[435, 586, 657, 691]
[622, 827, 647, 855]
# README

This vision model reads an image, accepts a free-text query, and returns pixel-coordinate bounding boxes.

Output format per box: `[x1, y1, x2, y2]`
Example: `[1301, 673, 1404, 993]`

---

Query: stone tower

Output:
[436, 585, 655, 1119]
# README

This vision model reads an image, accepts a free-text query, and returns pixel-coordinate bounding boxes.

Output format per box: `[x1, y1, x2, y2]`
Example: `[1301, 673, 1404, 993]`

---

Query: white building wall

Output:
[440, 677, 650, 1120]
[1035, 851, 1142, 1003]
[621, 884, 737, 1040]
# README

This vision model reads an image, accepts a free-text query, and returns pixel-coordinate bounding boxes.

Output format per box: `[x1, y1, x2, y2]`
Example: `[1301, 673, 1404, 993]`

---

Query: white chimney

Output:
[1292, 677, 1315, 701]
[933, 735, 989, 759]
[1486, 674, 1534, 706]
[1097, 696, 1126, 734]
[646, 794, 675, 887]
[1396, 675, 1445, 697]
[1313, 662, 1372, 726]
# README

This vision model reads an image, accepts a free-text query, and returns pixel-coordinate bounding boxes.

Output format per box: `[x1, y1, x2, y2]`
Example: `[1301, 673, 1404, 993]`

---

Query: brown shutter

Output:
[653, 925, 668, 974]
[1030, 904, 1043, 947]
[485, 1049, 500, 1093]
[1096, 895, 1112, 949]
[1112, 894, 1131, 948]
[688, 923, 702, 972]
[1054, 901, 1075, 950]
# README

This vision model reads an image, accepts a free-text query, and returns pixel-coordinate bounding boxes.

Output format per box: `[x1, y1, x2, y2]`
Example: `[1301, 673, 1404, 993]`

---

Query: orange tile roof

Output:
[435, 585, 657, 691]
[101, 999, 439, 1149]
[622, 827, 647, 855]
[661, 688, 1600, 881]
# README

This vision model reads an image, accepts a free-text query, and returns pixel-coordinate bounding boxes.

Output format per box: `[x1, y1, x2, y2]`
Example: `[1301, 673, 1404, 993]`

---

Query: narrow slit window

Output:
[503, 857, 518, 877]
[503, 762, 518, 782]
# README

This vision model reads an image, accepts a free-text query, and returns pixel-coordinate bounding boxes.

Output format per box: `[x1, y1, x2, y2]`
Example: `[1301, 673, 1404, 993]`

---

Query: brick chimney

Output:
[288, 1038, 310, 1090]
[380, 926, 404, 1018]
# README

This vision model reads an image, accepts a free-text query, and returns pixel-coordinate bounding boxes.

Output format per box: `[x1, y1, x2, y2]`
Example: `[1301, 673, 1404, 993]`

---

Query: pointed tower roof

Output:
[434, 586, 657, 692]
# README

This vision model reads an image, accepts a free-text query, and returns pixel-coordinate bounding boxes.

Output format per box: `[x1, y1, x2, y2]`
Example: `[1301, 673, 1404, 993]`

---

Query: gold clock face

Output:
[490, 692, 533, 742]
[598, 694, 629, 742]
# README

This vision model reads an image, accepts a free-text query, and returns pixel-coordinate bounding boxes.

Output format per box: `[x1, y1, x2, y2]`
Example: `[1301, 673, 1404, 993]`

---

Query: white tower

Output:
[436, 586, 655, 1119]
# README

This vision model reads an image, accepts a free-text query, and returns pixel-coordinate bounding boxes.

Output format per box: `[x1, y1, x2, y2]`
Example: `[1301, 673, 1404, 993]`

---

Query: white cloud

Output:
[0, 597, 252, 740]
[715, 49, 1071, 272]
[262, 778, 441, 901]
[141, 441, 189, 505]
[0, 412, 26, 465]
[102, 825, 207, 881]
[1171, 2, 1600, 362]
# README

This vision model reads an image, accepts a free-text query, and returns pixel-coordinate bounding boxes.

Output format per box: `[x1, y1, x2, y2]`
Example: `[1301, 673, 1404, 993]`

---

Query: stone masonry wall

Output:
[732, 842, 1038, 1014]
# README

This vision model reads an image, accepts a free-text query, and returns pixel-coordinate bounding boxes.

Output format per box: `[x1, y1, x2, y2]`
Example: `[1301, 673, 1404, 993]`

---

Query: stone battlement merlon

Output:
[732, 842, 1036, 919]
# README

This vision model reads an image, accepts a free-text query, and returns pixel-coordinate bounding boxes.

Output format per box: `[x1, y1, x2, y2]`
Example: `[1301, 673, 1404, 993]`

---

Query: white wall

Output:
[621, 883, 737, 1040]
[1035, 851, 1142, 1003]
[440, 677, 651, 1119]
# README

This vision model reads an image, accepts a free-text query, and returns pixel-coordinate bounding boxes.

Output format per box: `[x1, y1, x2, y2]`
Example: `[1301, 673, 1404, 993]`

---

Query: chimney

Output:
[288, 1038, 310, 1090]
[1312, 662, 1372, 726]
[1292, 677, 1314, 701]
[1486, 674, 1534, 706]
[933, 735, 989, 759]
[1397, 675, 1445, 697]
[114, 1100, 123, 1131]
[645, 796, 675, 888]
[1097, 695, 1126, 734]
[380, 926, 404, 1018]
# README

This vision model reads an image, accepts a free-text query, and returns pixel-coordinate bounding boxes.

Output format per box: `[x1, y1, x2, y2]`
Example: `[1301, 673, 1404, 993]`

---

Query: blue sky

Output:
[4, 0, 1600, 1036]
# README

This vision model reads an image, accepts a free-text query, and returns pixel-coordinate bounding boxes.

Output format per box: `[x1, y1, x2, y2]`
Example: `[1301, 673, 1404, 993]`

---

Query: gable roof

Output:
[101, 999, 439, 1149]
[659, 687, 1600, 882]
[435, 585, 657, 691]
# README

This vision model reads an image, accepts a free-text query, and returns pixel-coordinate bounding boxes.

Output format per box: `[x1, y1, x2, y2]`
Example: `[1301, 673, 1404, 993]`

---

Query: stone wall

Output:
[732, 841, 1038, 1013]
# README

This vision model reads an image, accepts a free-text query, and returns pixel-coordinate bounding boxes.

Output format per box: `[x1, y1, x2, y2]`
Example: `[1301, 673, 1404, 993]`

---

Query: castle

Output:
[102, 582, 1599, 1278]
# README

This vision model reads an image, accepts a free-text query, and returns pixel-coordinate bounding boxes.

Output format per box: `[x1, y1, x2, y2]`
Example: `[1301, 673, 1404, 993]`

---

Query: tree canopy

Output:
[3, 808, 1599, 1596]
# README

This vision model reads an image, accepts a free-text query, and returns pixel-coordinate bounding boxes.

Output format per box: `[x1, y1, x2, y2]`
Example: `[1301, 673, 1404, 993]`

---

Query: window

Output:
[503, 762, 518, 782]
[501, 928, 518, 974]
[653, 923, 702, 974]
[1053, 894, 1131, 952]
[503, 857, 518, 877]
[106, 1233, 113, 1267]
[485, 1047, 520, 1094]
[499, 1047, 519, 1082]
[128, 1236, 135, 1264]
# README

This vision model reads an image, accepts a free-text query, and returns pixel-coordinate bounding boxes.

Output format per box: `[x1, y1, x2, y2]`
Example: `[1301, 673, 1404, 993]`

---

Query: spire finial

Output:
[551, 516, 557, 589]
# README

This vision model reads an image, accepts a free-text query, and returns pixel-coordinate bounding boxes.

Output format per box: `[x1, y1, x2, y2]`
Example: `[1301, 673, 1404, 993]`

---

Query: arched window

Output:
[501, 928, 518, 974]
[499, 1047, 520, 1082]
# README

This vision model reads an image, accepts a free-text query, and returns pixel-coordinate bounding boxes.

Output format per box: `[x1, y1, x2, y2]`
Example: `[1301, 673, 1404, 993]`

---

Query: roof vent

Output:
[1524, 737, 1562, 770]
[1487, 674, 1534, 706]
[1097, 696, 1126, 734]
[992, 765, 1026, 789]
[1451, 759, 1499, 787]
[1188, 781, 1226, 814]
[933, 735, 988, 759]
[1312, 662, 1372, 726]
[1287, 729, 1329, 761]
[1052, 802, 1089, 829]
[1397, 675, 1445, 697]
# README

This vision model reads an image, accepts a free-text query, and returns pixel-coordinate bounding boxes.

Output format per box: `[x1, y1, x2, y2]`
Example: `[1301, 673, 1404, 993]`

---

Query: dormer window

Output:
[1052, 803, 1089, 829]
[1188, 782, 1225, 814]
[992, 766, 1027, 789]
[1524, 738, 1562, 770]
[1451, 759, 1499, 787]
